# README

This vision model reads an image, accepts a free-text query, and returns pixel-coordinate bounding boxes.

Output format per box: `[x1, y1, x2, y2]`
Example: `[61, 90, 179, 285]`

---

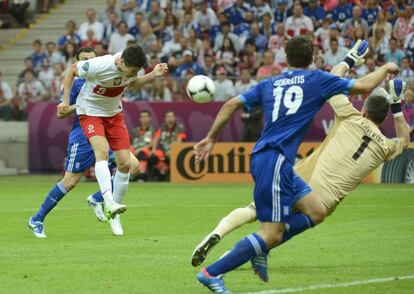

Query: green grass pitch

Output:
[0, 175, 413, 293]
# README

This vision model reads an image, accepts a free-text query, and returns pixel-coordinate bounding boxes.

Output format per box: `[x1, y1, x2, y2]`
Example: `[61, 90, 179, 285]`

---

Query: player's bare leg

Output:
[293, 192, 327, 225]
[89, 136, 126, 218]
[191, 203, 256, 266]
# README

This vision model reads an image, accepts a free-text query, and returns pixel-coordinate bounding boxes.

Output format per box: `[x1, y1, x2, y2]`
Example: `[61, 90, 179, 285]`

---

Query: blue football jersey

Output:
[68, 78, 87, 144]
[239, 70, 355, 162]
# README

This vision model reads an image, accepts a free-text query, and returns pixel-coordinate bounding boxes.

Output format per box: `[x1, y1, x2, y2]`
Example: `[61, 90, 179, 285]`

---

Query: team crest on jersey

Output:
[114, 77, 122, 86]
[88, 124, 95, 134]
[82, 62, 89, 71]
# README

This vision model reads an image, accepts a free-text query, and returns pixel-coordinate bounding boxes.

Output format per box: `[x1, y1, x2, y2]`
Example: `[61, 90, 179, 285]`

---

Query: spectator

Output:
[29, 40, 47, 73]
[186, 28, 202, 56]
[403, 89, 414, 130]
[331, 0, 352, 27]
[323, 24, 345, 52]
[149, 79, 172, 102]
[343, 5, 369, 38]
[233, 11, 253, 46]
[349, 25, 366, 47]
[153, 110, 186, 178]
[17, 58, 37, 86]
[78, 8, 104, 41]
[94, 42, 108, 56]
[57, 20, 82, 52]
[260, 13, 276, 40]
[103, 11, 119, 43]
[136, 21, 157, 55]
[213, 66, 235, 101]
[274, 39, 287, 67]
[304, 0, 325, 29]
[384, 37, 405, 65]
[268, 23, 289, 53]
[81, 29, 99, 49]
[285, 4, 314, 37]
[180, 12, 201, 39]
[314, 17, 330, 48]
[45, 42, 65, 65]
[193, 1, 219, 32]
[249, 22, 267, 53]
[241, 106, 263, 142]
[356, 57, 377, 77]
[128, 12, 143, 38]
[216, 37, 239, 76]
[373, 10, 393, 39]
[311, 56, 326, 70]
[324, 38, 348, 67]
[17, 70, 48, 108]
[63, 42, 77, 69]
[256, 50, 280, 80]
[38, 59, 54, 90]
[147, 40, 164, 61]
[161, 12, 179, 43]
[162, 29, 184, 59]
[200, 54, 216, 77]
[50, 64, 64, 101]
[0, 71, 13, 121]
[370, 27, 389, 60]
[213, 21, 241, 52]
[363, 0, 381, 26]
[274, 0, 291, 23]
[147, 1, 166, 35]
[223, 0, 251, 26]
[399, 56, 414, 83]
[174, 50, 204, 77]
[98, 0, 122, 26]
[252, 0, 273, 22]
[235, 67, 257, 94]
[394, 5, 414, 43]
[10, 0, 30, 27]
[404, 30, 414, 63]
[239, 39, 262, 75]
[120, 0, 136, 24]
[130, 110, 159, 180]
[108, 21, 135, 53]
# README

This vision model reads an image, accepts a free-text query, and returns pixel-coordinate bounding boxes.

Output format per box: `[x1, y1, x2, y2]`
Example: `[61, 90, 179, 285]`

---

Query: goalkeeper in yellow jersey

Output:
[191, 79, 411, 282]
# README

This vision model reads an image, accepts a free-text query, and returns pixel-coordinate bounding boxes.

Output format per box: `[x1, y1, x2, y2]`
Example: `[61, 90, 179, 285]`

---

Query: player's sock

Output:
[205, 233, 268, 277]
[212, 205, 256, 238]
[112, 169, 130, 204]
[91, 177, 114, 203]
[32, 182, 68, 222]
[279, 213, 314, 245]
[95, 160, 114, 206]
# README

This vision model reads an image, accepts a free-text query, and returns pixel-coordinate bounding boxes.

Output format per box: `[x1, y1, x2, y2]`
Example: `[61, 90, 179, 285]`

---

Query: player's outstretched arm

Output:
[194, 97, 244, 163]
[129, 63, 168, 90]
[351, 63, 400, 94]
[58, 63, 78, 114]
[382, 80, 411, 148]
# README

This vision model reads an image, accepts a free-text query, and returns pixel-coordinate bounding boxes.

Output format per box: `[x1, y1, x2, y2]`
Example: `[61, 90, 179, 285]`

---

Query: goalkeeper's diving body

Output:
[191, 41, 411, 284]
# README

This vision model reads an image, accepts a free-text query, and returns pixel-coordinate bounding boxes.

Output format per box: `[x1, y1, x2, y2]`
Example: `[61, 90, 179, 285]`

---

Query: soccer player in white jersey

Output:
[58, 45, 168, 221]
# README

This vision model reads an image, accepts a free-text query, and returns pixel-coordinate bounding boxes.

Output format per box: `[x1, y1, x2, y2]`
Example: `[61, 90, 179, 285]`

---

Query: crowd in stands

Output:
[1, 0, 414, 129]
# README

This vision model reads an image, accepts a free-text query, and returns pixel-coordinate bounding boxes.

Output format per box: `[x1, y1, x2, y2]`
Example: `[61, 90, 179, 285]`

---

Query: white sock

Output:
[212, 205, 256, 238]
[95, 160, 114, 206]
[112, 169, 130, 204]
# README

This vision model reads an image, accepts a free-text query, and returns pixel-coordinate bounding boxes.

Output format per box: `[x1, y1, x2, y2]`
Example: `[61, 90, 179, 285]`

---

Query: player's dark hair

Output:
[117, 21, 128, 28]
[285, 36, 314, 68]
[122, 45, 147, 68]
[364, 95, 389, 125]
[75, 47, 96, 61]
[140, 110, 151, 116]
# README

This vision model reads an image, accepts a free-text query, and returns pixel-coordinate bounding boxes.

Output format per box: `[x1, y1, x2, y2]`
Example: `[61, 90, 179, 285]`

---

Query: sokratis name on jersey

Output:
[273, 75, 305, 87]
[360, 120, 387, 148]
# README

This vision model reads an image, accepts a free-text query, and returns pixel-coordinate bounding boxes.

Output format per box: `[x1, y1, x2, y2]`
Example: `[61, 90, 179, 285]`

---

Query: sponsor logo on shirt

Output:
[114, 77, 122, 86]
[82, 62, 89, 71]
[88, 124, 95, 134]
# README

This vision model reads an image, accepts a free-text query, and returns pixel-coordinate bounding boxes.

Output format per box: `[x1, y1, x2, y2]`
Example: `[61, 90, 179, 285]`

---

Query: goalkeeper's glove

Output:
[341, 39, 369, 70]
[379, 79, 406, 118]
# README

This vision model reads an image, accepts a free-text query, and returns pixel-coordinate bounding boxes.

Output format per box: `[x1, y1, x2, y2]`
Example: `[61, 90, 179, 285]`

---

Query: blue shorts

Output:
[65, 141, 115, 173]
[251, 149, 311, 223]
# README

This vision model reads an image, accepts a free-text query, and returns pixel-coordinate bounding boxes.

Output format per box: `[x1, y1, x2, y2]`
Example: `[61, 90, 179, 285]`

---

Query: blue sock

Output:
[91, 177, 114, 203]
[279, 213, 314, 245]
[32, 182, 68, 222]
[206, 233, 268, 277]
[92, 191, 104, 202]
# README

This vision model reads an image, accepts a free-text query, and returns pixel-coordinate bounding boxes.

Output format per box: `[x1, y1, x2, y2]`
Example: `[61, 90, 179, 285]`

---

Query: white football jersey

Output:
[76, 53, 137, 117]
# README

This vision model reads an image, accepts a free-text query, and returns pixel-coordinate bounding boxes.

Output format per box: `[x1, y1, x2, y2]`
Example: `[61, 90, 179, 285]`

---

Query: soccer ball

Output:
[186, 75, 215, 103]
